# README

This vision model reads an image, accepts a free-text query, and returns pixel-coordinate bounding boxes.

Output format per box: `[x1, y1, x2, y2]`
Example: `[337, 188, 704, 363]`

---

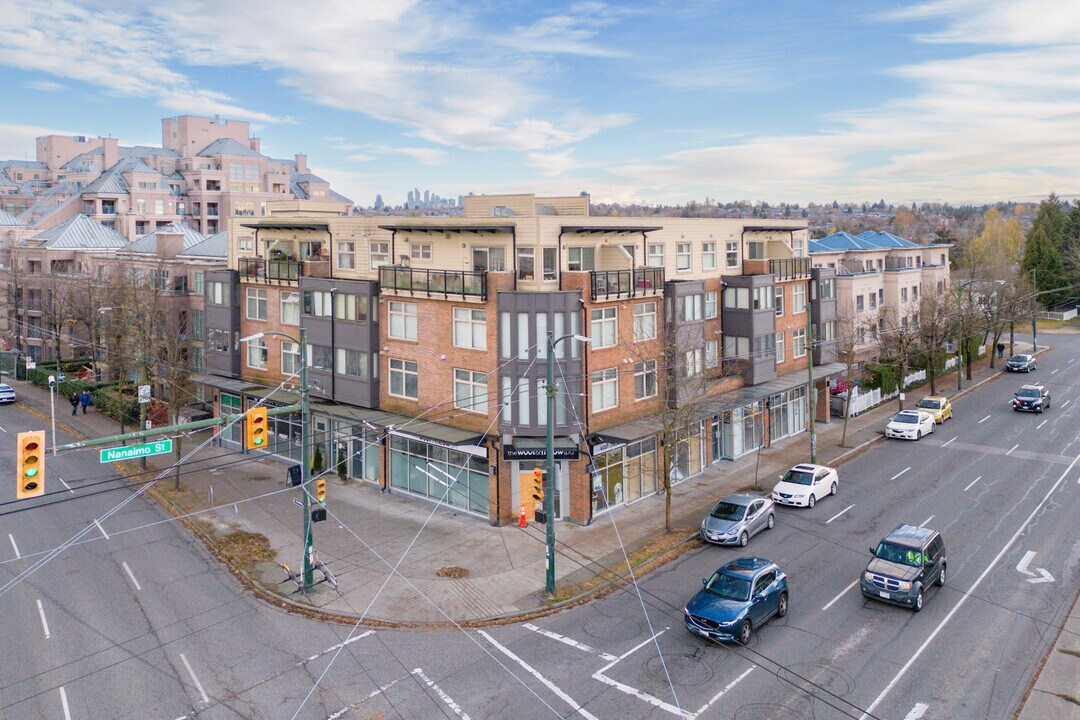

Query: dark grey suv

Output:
[860, 525, 946, 612]
[1012, 384, 1050, 413]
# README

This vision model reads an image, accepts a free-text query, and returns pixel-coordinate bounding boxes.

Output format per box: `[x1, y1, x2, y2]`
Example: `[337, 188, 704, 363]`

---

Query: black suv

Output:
[1012, 384, 1051, 413]
[860, 525, 946, 612]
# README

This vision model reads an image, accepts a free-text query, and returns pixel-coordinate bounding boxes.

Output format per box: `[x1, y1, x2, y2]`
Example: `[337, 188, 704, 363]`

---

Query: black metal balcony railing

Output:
[590, 267, 664, 301]
[769, 257, 812, 281]
[884, 258, 917, 272]
[379, 266, 487, 300]
[238, 257, 301, 283]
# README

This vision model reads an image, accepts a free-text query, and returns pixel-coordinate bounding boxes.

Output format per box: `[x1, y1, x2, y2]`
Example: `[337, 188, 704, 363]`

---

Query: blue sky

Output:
[1, 0, 1077, 207]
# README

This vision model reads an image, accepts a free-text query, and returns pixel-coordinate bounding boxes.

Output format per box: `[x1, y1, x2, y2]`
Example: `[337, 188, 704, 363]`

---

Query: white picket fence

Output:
[977, 344, 986, 357]
[944, 356, 958, 370]
[903, 369, 926, 387]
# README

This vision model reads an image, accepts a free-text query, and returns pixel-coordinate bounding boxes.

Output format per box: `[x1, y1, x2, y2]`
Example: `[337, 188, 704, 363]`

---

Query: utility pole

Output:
[806, 310, 816, 463]
[1031, 268, 1038, 353]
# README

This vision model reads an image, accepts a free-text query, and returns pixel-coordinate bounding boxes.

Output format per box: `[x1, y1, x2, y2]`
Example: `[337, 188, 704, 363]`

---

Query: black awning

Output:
[240, 221, 330, 231]
[503, 437, 580, 460]
[560, 225, 663, 234]
[378, 224, 515, 234]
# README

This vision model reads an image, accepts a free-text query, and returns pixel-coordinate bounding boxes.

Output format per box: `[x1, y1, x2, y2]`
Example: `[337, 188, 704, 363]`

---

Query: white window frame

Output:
[676, 242, 691, 271]
[793, 328, 807, 358]
[281, 292, 299, 326]
[410, 242, 432, 261]
[647, 243, 664, 268]
[634, 360, 657, 400]
[775, 286, 784, 316]
[702, 242, 716, 270]
[388, 301, 417, 341]
[281, 341, 300, 376]
[453, 369, 488, 414]
[682, 348, 703, 377]
[726, 241, 738, 268]
[591, 306, 617, 348]
[792, 283, 807, 314]
[245, 337, 268, 369]
[705, 340, 718, 368]
[591, 368, 619, 411]
[336, 241, 355, 270]
[388, 358, 419, 399]
[704, 291, 717, 319]
[452, 307, 487, 350]
[567, 247, 595, 271]
[775, 332, 785, 363]
[633, 301, 656, 342]
[370, 241, 389, 269]
[246, 287, 267, 321]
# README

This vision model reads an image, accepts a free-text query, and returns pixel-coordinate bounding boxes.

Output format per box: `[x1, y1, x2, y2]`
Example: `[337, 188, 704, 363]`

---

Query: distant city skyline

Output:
[0, 0, 1076, 207]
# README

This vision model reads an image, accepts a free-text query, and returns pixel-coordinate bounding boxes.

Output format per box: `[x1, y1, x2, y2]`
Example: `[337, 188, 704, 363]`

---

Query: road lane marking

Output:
[8, 533, 19, 559]
[904, 703, 929, 720]
[304, 629, 373, 663]
[93, 519, 109, 540]
[37, 598, 50, 639]
[479, 630, 596, 719]
[978, 414, 991, 424]
[1037, 419, 1048, 430]
[860, 453, 1080, 720]
[822, 580, 859, 612]
[591, 629, 693, 719]
[326, 678, 402, 720]
[1051, 368, 1059, 375]
[964, 476, 982, 492]
[1062, 400, 1070, 408]
[941, 436, 957, 447]
[1006, 444, 1019, 456]
[825, 505, 854, 524]
[58, 476, 73, 494]
[179, 653, 209, 704]
[891, 467, 910, 481]
[694, 666, 755, 717]
[122, 561, 142, 591]
[524, 623, 618, 661]
[59, 687, 71, 720]
[921, 515, 934, 527]
[1016, 551, 1054, 583]
[0, 425, 6, 432]
[412, 668, 474, 719]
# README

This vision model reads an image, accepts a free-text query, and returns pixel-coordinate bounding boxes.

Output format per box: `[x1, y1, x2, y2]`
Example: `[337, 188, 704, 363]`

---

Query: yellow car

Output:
[917, 395, 953, 424]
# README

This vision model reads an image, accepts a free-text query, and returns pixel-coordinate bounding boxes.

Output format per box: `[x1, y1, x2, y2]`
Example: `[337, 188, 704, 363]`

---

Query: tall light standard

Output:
[1030, 268, 1038, 353]
[544, 331, 590, 597]
[99, 306, 149, 466]
[241, 328, 314, 591]
[47, 374, 57, 456]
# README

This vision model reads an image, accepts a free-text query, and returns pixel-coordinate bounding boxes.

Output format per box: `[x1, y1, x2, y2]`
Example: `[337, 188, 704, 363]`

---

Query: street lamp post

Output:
[544, 331, 590, 598]
[242, 328, 314, 591]
[47, 374, 57, 456]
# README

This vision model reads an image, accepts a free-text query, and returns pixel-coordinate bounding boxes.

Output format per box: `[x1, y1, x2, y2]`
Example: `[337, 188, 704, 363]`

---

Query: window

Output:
[567, 247, 595, 271]
[337, 241, 355, 269]
[704, 291, 717, 319]
[723, 287, 750, 309]
[150, 269, 169, 292]
[901, 287, 908, 303]
[282, 342, 301, 376]
[878, 289, 884, 305]
[706, 340, 718, 368]
[193, 271, 204, 295]
[370, 242, 389, 268]
[793, 328, 807, 358]
[473, 246, 506, 271]
[246, 288, 267, 320]
[336, 349, 369, 379]
[411, 242, 431, 260]
[136, 199, 146, 215]
[682, 348, 703, 377]
[702, 242, 716, 270]
[542, 247, 557, 281]
[517, 247, 535, 280]
[753, 334, 775, 357]
[633, 302, 657, 341]
[820, 320, 836, 341]
[647, 244, 664, 267]
[246, 337, 268, 369]
[591, 307, 617, 348]
[388, 358, 419, 399]
[747, 241, 764, 260]
[154, 199, 164, 215]
[775, 286, 784, 316]
[335, 293, 369, 322]
[676, 243, 691, 271]
[281, 292, 299, 325]
[775, 332, 785, 363]
[819, 277, 835, 299]
[792, 283, 806, 313]
[634, 360, 657, 400]
[454, 369, 488, 413]
[592, 368, 619, 411]
[388, 301, 417, 340]
[726, 241, 738, 267]
[912, 286, 918, 302]
[303, 290, 332, 317]
[306, 344, 333, 371]
[856, 295, 864, 312]
[752, 286, 773, 311]
[453, 307, 486, 350]
[187, 309, 203, 341]
[868, 293, 876, 310]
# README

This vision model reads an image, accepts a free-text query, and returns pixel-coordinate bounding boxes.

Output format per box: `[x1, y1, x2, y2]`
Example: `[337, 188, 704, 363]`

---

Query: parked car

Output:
[1012, 384, 1051, 413]
[860, 525, 946, 612]
[916, 395, 952, 424]
[700, 494, 775, 547]
[0, 383, 15, 404]
[1005, 354, 1037, 372]
[685, 557, 788, 644]
[884, 410, 935, 440]
[771, 463, 838, 508]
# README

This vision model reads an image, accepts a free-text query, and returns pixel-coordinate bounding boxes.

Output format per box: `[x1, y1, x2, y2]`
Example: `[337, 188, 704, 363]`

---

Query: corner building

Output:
[204, 194, 842, 525]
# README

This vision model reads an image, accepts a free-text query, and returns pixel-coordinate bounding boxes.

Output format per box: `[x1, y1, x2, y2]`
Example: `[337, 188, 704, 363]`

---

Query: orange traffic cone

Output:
[519, 504, 528, 528]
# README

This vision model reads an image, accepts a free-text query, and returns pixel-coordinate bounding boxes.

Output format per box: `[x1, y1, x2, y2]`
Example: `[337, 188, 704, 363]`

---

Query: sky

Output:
[0, 0, 1077, 208]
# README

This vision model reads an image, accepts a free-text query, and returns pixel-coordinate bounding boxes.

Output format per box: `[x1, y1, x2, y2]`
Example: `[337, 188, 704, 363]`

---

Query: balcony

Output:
[885, 258, 918, 272]
[379, 266, 487, 300]
[835, 260, 878, 276]
[238, 257, 300, 284]
[590, 267, 665, 301]
[769, 257, 812, 281]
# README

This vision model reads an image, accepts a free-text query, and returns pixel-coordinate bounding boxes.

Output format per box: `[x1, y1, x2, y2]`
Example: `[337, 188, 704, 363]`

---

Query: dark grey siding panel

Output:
[811, 267, 838, 365]
[300, 277, 380, 407]
[204, 270, 240, 377]
[720, 273, 776, 384]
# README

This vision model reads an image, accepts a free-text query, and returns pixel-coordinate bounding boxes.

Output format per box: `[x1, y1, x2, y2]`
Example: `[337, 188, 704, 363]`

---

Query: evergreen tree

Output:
[1020, 222, 1069, 308]
[1066, 202, 1080, 244]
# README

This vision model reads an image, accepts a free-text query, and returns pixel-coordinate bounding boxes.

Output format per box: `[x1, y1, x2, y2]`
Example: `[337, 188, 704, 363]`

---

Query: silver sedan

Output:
[700, 494, 776, 547]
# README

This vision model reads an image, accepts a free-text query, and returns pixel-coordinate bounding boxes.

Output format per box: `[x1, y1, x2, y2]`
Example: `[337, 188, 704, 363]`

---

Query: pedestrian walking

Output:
[69, 392, 79, 416]
[79, 389, 90, 414]
[997, 342, 1005, 359]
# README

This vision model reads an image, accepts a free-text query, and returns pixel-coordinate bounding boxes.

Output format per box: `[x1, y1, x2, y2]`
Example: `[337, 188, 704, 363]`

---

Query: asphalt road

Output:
[2, 333, 1077, 720]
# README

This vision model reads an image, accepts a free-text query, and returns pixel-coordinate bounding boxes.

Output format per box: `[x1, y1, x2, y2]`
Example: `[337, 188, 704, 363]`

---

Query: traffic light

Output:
[245, 407, 267, 450]
[531, 467, 544, 504]
[316, 477, 326, 503]
[16, 431, 45, 500]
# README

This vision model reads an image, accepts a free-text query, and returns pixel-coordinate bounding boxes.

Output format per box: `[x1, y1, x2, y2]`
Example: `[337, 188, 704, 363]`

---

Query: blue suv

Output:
[684, 557, 788, 644]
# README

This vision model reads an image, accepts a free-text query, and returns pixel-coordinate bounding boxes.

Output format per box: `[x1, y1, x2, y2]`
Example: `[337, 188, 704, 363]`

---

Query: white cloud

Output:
[24, 80, 64, 92]
[501, 2, 625, 57]
[341, 144, 447, 165]
[0, 122, 75, 160]
[527, 149, 584, 177]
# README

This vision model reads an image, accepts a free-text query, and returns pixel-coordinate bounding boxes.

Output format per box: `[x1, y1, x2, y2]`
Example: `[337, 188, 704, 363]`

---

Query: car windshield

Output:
[710, 501, 746, 521]
[892, 413, 918, 424]
[875, 541, 923, 567]
[781, 469, 814, 486]
[918, 399, 941, 410]
[1008, 355, 1028, 363]
[704, 571, 751, 601]
[1017, 388, 1040, 398]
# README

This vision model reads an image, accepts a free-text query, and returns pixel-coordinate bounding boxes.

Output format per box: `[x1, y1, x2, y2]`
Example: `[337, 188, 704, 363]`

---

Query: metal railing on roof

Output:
[379, 265, 487, 300]
[590, 267, 664, 301]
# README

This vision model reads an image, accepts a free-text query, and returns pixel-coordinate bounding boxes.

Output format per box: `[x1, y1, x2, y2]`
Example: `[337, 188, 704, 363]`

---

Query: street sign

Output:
[25, 361, 35, 370]
[99, 439, 173, 464]
[293, 498, 304, 507]
[138, 385, 151, 404]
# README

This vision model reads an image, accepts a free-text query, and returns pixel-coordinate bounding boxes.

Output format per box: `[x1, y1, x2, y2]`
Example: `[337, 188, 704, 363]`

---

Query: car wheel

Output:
[830, 482, 837, 496]
[767, 513, 775, 530]
[807, 494, 815, 509]
[917, 430, 922, 439]
[1037, 406, 1043, 414]
[913, 588, 924, 612]
[777, 592, 789, 618]
[738, 619, 752, 645]
[739, 531, 749, 547]
[937, 564, 946, 587]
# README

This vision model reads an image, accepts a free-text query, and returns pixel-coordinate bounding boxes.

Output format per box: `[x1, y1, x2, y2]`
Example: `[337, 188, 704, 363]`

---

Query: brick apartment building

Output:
[199, 193, 843, 526]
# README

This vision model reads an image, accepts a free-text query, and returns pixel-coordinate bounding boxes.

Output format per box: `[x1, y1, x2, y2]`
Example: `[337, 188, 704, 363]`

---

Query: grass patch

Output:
[216, 530, 275, 572]
[1035, 317, 1079, 330]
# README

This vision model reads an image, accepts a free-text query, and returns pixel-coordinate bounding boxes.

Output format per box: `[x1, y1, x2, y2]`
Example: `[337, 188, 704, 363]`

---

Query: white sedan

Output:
[0, 383, 15, 403]
[885, 410, 935, 440]
[771, 463, 839, 508]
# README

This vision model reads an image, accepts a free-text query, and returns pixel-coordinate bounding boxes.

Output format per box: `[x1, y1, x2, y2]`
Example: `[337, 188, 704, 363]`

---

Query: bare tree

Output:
[40, 274, 77, 362]
[878, 306, 922, 410]
[912, 292, 955, 394]
[833, 300, 863, 447]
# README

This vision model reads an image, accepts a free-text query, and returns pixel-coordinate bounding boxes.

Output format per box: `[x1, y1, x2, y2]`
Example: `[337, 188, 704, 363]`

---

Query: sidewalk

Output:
[13, 349, 1031, 627]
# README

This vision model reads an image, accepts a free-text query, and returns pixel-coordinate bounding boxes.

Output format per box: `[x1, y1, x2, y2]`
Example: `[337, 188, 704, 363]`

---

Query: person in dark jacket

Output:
[79, 389, 90, 414]
[69, 393, 79, 416]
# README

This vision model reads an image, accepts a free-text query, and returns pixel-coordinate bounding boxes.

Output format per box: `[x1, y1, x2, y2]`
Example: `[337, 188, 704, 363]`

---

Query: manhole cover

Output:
[644, 653, 714, 687]
[436, 566, 469, 578]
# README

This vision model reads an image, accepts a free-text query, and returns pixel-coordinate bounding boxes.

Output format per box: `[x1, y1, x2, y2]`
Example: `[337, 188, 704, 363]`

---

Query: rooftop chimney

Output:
[249, 137, 261, 153]
[102, 137, 119, 169]
[295, 153, 308, 174]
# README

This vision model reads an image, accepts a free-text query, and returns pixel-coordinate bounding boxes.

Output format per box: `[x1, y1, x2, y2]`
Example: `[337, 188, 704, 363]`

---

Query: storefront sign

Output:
[503, 444, 580, 460]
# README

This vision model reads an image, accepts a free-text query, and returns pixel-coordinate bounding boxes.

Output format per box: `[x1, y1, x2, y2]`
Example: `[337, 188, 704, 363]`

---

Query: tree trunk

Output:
[173, 430, 183, 491]
[928, 355, 937, 395]
[663, 441, 673, 534]
[898, 361, 907, 410]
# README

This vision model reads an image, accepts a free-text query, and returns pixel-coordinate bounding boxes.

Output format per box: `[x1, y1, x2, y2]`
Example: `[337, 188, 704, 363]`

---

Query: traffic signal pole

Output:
[299, 326, 315, 593]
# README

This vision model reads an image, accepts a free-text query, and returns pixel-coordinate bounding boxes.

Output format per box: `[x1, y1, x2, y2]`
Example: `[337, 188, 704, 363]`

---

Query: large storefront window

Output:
[712, 401, 765, 460]
[389, 435, 489, 515]
[592, 439, 659, 515]
[769, 387, 808, 444]
[671, 421, 705, 483]
[267, 405, 302, 462]
[220, 393, 242, 445]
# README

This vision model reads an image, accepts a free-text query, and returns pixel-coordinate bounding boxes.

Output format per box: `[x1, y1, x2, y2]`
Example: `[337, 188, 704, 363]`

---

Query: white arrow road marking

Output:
[36, 598, 50, 639]
[479, 630, 597, 719]
[1016, 552, 1056, 584]
[903, 703, 929, 720]
[412, 668, 473, 719]
[1016, 551, 1037, 576]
